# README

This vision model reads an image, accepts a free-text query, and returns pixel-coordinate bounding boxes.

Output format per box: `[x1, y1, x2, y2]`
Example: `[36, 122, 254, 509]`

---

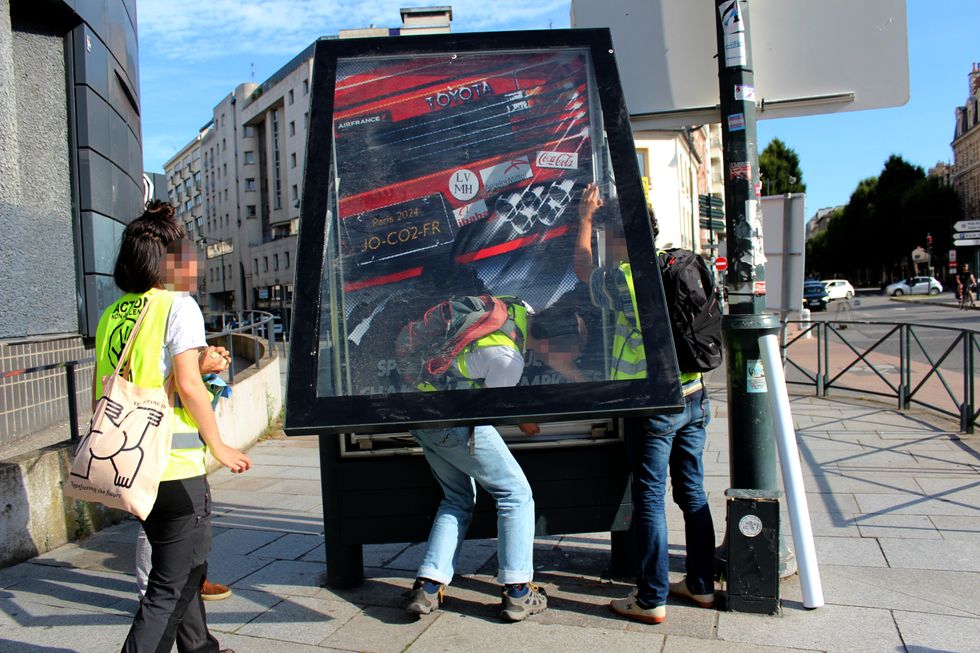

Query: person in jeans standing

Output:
[403, 297, 582, 622]
[574, 183, 715, 624]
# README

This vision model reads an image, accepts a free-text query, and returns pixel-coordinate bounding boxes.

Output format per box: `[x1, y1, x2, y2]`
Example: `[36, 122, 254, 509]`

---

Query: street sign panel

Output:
[715, 256, 728, 271]
[954, 231, 980, 240]
[953, 220, 980, 232]
[954, 239, 980, 247]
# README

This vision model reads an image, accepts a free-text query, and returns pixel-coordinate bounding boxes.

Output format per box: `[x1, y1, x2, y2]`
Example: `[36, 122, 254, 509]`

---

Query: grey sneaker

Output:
[406, 582, 443, 616]
[500, 583, 548, 622]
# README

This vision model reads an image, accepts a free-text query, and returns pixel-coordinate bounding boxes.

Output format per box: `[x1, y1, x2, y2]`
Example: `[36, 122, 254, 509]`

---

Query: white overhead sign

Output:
[954, 239, 980, 247]
[570, 0, 909, 128]
[955, 231, 980, 240]
[954, 220, 980, 232]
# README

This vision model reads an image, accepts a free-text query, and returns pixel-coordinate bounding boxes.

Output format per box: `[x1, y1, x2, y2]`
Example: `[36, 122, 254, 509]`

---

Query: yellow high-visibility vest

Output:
[94, 288, 208, 481]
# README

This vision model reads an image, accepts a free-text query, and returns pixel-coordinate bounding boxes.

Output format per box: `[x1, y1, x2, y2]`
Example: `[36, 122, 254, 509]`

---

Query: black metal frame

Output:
[285, 29, 682, 436]
[782, 320, 978, 433]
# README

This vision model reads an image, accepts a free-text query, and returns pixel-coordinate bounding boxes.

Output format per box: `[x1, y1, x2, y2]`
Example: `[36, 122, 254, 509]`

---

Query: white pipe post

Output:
[758, 334, 825, 608]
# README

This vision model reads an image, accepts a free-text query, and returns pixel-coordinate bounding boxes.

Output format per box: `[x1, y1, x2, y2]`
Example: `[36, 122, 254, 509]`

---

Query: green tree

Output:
[807, 155, 962, 285]
[759, 138, 806, 195]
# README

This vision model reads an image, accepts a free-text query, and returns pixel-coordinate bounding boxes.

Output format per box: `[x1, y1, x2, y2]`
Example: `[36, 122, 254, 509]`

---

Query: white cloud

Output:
[138, 0, 572, 62]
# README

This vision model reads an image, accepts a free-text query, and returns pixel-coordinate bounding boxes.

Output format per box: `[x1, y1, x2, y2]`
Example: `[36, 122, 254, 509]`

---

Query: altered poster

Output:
[288, 32, 682, 434]
[320, 48, 639, 397]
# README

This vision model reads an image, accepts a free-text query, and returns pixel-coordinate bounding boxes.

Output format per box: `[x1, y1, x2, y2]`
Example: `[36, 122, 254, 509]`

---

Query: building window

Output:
[304, 111, 309, 130]
[291, 184, 298, 201]
[245, 178, 256, 192]
[263, 257, 269, 272]
[272, 109, 283, 210]
[244, 125, 255, 138]
[303, 79, 309, 95]
[285, 252, 290, 269]
[244, 151, 255, 165]
[253, 259, 258, 274]
[291, 152, 296, 168]
[274, 254, 279, 271]
[222, 138, 226, 151]
[247, 204, 257, 218]
[289, 121, 295, 137]
[288, 89, 294, 105]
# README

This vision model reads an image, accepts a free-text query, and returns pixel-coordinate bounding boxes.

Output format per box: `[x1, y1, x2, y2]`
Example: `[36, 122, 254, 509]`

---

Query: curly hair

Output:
[113, 201, 187, 293]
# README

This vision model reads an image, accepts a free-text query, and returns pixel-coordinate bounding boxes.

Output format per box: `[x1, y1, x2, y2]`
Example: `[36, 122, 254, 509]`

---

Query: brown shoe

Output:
[201, 579, 232, 601]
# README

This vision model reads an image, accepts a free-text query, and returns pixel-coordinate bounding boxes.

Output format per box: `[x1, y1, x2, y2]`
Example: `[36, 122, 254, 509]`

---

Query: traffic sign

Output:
[954, 231, 980, 240]
[954, 238, 980, 247]
[715, 256, 728, 271]
[954, 220, 980, 232]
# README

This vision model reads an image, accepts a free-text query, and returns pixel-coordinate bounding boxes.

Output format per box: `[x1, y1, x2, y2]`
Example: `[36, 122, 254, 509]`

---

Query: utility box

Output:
[725, 489, 780, 614]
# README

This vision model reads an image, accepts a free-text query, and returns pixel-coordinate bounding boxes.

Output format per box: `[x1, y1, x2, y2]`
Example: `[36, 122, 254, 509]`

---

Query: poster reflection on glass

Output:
[317, 46, 646, 401]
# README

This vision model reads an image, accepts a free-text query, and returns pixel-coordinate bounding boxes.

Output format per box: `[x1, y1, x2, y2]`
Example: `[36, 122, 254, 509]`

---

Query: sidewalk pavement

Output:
[890, 294, 980, 310]
[1, 387, 978, 653]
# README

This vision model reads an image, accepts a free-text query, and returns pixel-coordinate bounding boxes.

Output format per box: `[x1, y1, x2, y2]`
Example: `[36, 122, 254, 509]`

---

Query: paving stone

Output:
[385, 540, 496, 576]
[779, 565, 980, 619]
[261, 478, 324, 495]
[0, 566, 134, 612]
[913, 476, 980, 499]
[893, 610, 980, 653]
[878, 538, 980, 571]
[854, 492, 979, 517]
[929, 514, 980, 541]
[233, 560, 327, 597]
[800, 471, 924, 494]
[236, 595, 360, 645]
[809, 536, 887, 567]
[205, 551, 277, 587]
[0, 599, 131, 652]
[212, 527, 283, 556]
[238, 463, 323, 481]
[320, 605, 434, 652]
[202, 631, 333, 652]
[853, 513, 942, 539]
[203, 587, 285, 633]
[662, 634, 822, 653]
[409, 614, 666, 652]
[210, 504, 324, 534]
[299, 542, 326, 563]
[362, 542, 414, 568]
[717, 604, 903, 652]
[251, 533, 322, 561]
[207, 474, 280, 491]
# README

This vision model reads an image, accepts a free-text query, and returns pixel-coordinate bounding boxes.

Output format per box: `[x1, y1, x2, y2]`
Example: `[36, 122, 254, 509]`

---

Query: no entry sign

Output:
[715, 256, 728, 271]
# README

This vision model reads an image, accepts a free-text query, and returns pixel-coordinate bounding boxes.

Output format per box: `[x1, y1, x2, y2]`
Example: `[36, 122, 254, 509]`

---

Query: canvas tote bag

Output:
[65, 299, 173, 520]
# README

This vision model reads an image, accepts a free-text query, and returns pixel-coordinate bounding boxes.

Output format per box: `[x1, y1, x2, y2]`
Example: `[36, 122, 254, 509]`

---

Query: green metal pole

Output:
[714, 0, 794, 577]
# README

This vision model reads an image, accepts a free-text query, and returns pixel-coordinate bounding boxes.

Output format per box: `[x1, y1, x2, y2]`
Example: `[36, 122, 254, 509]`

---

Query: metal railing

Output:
[782, 319, 979, 433]
[1, 310, 278, 446]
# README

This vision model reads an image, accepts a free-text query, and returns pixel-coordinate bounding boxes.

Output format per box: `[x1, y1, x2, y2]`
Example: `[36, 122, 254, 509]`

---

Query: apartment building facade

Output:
[163, 9, 454, 328]
[952, 63, 980, 220]
[633, 124, 724, 258]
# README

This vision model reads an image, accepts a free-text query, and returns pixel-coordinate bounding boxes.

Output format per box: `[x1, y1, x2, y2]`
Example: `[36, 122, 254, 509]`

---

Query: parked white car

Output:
[886, 276, 942, 296]
[822, 279, 855, 301]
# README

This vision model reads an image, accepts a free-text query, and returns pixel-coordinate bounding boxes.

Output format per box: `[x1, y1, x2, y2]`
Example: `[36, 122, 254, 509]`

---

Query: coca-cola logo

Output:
[535, 151, 579, 170]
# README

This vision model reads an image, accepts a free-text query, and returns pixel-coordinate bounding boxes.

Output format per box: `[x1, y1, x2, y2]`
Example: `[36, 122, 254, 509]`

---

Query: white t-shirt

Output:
[456, 344, 525, 388]
[159, 293, 208, 379]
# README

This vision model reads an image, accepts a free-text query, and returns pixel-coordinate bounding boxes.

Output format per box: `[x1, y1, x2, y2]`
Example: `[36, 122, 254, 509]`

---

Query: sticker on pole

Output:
[746, 359, 767, 393]
[738, 514, 763, 538]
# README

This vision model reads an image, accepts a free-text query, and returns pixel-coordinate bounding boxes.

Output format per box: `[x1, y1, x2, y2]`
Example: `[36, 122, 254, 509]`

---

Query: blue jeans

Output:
[411, 425, 535, 586]
[625, 391, 715, 607]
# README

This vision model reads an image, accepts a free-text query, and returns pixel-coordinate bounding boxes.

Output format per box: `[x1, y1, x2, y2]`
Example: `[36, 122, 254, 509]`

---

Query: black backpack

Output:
[657, 249, 723, 373]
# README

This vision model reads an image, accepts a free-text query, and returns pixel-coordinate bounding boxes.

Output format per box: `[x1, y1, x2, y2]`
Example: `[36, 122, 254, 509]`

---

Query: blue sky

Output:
[139, 1, 978, 219]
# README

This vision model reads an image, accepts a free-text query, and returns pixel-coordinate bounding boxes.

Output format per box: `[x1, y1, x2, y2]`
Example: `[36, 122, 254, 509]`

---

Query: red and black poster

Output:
[288, 31, 681, 434]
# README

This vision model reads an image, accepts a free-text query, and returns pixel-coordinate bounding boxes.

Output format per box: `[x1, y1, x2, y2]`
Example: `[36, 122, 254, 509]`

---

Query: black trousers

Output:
[122, 475, 220, 653]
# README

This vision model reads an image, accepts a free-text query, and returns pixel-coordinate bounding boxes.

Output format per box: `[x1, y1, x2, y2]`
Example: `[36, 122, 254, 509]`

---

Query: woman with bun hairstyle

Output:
[93, 201, 249, 653]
